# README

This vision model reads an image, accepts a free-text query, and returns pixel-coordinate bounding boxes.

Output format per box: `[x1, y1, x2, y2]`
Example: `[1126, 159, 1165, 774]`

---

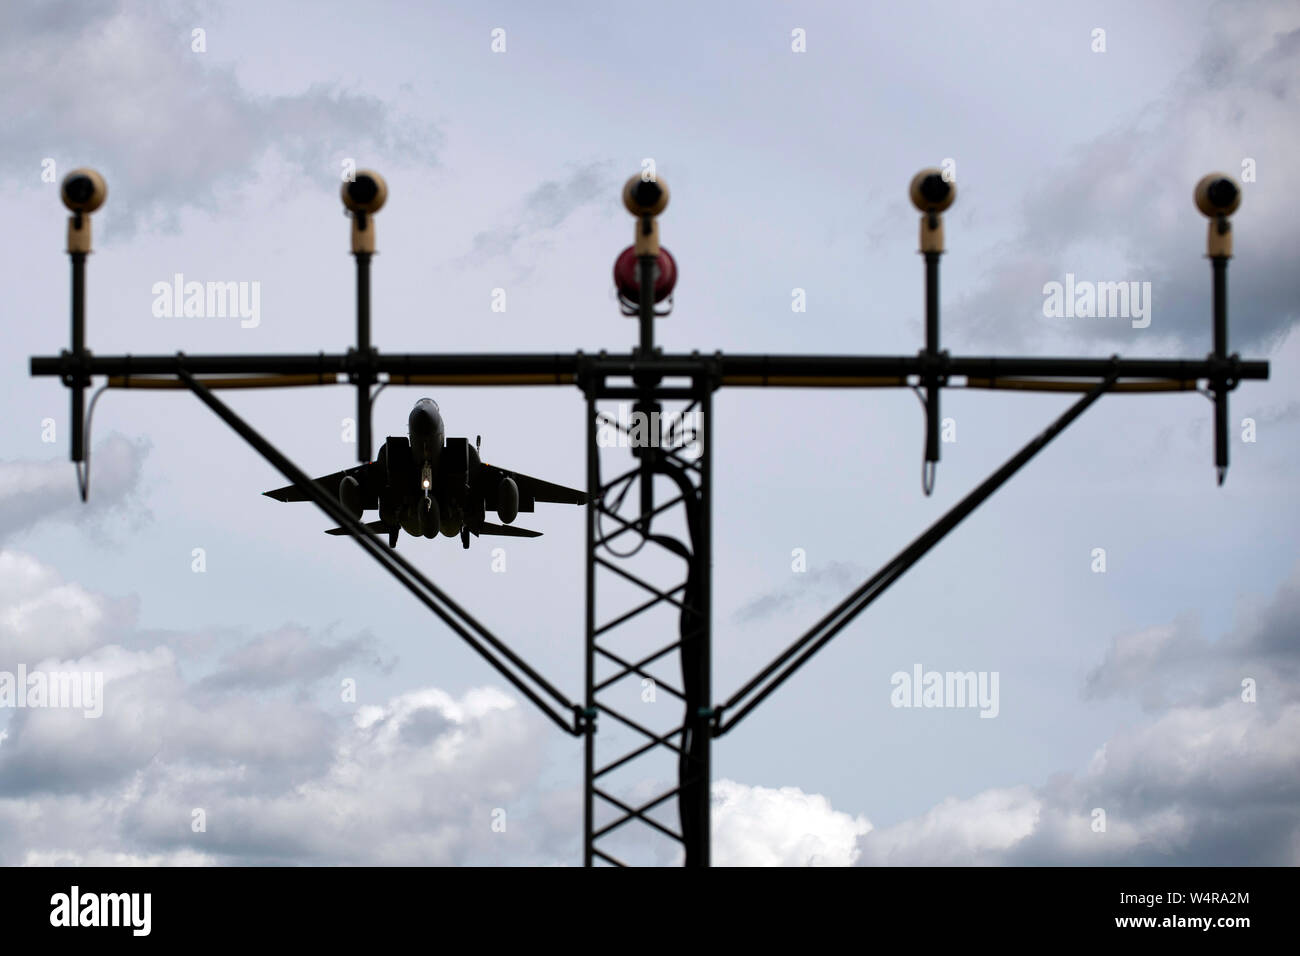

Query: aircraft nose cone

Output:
[409, 404, 437, 435]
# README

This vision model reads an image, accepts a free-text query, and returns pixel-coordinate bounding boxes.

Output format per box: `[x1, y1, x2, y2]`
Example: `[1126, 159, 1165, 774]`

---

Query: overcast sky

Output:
[1, 0, 1297, 865]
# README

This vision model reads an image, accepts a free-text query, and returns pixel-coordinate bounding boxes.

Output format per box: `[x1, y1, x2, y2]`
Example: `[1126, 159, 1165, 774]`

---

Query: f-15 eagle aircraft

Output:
[264, 398, 589, 549]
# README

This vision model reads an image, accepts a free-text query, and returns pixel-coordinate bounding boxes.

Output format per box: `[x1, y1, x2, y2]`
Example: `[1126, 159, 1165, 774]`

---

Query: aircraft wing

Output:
[479, 463, 590, 510]
[263, 462, 374, 504]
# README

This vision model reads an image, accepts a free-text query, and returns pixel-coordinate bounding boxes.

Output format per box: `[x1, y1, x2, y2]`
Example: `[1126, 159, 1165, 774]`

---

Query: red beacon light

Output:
[613, 245, 677, 316]
[614, 174, 675, 316]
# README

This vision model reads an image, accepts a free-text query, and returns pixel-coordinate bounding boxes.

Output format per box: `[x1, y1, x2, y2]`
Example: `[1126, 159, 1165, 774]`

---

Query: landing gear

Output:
[460, 526, 470, 549]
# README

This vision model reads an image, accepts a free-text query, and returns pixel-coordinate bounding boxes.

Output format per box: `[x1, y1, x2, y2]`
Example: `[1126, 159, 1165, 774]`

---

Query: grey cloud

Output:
[0, 547, 392, 802]
[0, 434, 150, 543]
[733, 559, 866, 623]
[114, 687, 550, 865]
[950, 6, 1300, 353]
[0, 641, 341, 799]
[196, 624, 390, 693]
[1253, 399, 1300, 426]
[1084, 562, 1300, 712]
[0, 676, 553, 863]
[0, 1, 439, 236]
[463, 161, 616, 265]
[856, 564, 1300, 865]
[397, 706, 453, 747]
[0, 546, 561, 863]
[856, 707, 1300, 866]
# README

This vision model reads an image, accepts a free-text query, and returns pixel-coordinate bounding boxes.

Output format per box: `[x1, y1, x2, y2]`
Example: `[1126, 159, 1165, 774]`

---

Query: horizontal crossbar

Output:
[101, 372, 1209, 394]
[32, 351, 1268, 386]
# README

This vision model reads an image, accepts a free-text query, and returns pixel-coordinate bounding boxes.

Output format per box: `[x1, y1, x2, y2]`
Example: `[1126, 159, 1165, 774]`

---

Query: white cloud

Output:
[712, 779, 872, 866]
[857, 787, 1041, 866]
[0, 551, 121, 667]
[0, 543, 560, 863]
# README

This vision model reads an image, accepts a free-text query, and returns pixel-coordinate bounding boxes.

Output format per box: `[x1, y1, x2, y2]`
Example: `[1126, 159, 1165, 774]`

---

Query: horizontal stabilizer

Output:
[476, 522, 543, 538]
[325, 519, 391, 536]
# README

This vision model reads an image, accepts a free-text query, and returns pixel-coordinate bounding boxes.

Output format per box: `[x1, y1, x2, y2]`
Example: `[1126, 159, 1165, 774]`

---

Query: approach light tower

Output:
[33, 161, 1267, 867]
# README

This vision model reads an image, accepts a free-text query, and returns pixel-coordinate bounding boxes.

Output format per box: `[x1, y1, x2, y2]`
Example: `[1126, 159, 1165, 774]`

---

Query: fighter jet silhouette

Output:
[264, 397, 588, 549]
